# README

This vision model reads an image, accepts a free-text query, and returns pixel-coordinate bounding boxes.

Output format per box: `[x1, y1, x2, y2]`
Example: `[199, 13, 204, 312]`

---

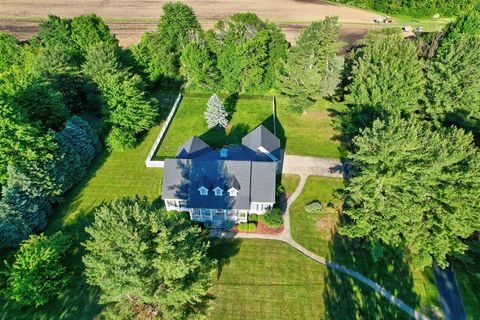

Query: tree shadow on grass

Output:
[324, 219, 426, 320]
[224, 92, 239, 121]
[208, 238, 242, 280]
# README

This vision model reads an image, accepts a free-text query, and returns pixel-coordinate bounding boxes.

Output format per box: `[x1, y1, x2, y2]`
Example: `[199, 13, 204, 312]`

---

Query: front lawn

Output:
[289, 176, 440, 318]
[154, 94, 342, 159]
[280, 174, 301, 196]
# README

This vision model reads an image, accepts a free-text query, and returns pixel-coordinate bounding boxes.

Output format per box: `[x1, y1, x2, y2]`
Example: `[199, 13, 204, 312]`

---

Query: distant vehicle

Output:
[402, 26, 411, 32]
[374, 16, 393, 24]
[415, 27, 424, 33]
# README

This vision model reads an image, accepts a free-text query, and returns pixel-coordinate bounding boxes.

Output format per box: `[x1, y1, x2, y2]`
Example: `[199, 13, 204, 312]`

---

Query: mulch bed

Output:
[256, 221, 283, 234]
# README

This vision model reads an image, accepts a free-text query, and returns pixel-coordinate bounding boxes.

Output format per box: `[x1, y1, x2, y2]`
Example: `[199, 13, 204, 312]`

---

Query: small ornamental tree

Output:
[4, 232, 71, 307]
[204, 94, 228, 129]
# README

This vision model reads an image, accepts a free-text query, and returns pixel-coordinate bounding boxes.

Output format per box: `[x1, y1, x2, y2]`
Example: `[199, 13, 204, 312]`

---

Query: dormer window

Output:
[198, 186, 208, 196]
[213, 187, 223, 196]
[228, 187, 238, 197]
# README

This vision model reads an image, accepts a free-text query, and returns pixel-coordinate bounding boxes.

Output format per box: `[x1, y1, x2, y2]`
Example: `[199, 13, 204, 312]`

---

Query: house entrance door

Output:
[215, 209, 224, 219]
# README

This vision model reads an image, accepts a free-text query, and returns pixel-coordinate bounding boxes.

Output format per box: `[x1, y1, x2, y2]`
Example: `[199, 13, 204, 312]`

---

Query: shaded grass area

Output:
[454, 251, 480, 320]
[289, 176, 440, 318]
[0, 97, 171, 319]
[280, 174, 301, 196]
[154, 94, 342, 159]
[208, 239, 328, 319]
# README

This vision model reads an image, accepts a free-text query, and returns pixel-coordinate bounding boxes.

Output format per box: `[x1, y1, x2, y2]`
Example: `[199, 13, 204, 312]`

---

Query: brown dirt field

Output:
[0, 0, 381, 46]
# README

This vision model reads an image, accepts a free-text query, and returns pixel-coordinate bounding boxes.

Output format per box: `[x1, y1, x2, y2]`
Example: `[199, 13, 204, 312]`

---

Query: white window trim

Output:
[213, 187, 223, 196]
[198, 186, 208, 196]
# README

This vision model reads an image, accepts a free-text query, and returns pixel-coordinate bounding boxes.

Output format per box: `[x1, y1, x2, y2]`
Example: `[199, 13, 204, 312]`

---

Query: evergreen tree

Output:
[0, 32, 22, 72]
[438, 9, 480, 56]
[4, 232, 71, 307]
[204, 94, 228, 128]
[341, 117, 480, 269]
[277, 17, 341, 113]
[426, 35, 480, 131]
[83, 197, 214, 320]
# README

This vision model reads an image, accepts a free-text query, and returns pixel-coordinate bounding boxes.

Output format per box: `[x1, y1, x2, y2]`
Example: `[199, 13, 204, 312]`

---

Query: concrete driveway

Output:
[282, 154, 344, 178]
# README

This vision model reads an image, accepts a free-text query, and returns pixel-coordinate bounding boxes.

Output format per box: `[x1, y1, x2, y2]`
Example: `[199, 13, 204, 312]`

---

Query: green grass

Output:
[0, 103, 168, 319]
[280, 174, 301, 195]
[289, 176, 440, 318]
[154, 94, 342, 159]
[208, 239, 327, 319]
[454, 255, 480, 320]
[154, 94, 274, 159]
[276, 97, 342, 158]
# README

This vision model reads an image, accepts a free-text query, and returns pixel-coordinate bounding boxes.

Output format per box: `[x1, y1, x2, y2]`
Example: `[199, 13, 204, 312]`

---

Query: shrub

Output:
[260, 208, 283, 228]
[248, 214, 258, 222]
[237, 222, 257, 233]
[305, 201, 323, 213]
[4, 232, 71, 307]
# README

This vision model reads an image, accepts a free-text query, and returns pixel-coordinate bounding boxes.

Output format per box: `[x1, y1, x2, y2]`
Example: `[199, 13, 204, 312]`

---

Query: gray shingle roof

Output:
[241, 125, 280, 156]
[162, 158, 277, 209]
[176, 136, 211, 158]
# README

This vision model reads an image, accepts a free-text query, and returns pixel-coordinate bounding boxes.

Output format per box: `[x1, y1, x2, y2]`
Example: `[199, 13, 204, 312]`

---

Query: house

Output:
[162, 125, 281, 226]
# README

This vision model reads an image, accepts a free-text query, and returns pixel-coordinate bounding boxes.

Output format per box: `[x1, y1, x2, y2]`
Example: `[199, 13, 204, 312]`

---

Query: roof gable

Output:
[176, 136, 211, 159]
[241, 125, 280, 155]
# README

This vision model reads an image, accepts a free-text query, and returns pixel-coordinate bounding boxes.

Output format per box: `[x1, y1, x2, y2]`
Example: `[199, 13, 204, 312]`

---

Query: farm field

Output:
[289, 176, 441, 318]
[0, 0, 447, 46]
[154, 94, 342, 160]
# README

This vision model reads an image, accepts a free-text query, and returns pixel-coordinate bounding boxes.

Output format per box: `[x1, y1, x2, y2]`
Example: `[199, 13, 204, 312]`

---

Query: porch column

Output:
[210, 210, 213, 220]
[224, 210, 227, 221]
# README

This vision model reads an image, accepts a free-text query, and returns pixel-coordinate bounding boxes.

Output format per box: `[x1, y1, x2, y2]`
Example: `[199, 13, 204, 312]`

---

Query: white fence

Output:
[145, 93, 183, 168]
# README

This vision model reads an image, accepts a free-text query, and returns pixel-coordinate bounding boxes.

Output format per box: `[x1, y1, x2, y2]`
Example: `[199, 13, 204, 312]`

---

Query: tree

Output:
[131, 32, 177, 83]
[0, 32, 22, 72]
[158, 2, 201, 53]
[0, 96, 56, 184]
[277, 17, 341, 113]
[4, 232, 71, 307]
[83, 197, 214, 319]
[340, 30, 425, 138]
[426, 35, 480, 131]
[204, 94, 228, 128]
[438, 9, 480, 56]
[341, 117, 480, 269]
[180, 42, 220, 90]
[70, 14, 118, 56]
[83, 43, 157, 150]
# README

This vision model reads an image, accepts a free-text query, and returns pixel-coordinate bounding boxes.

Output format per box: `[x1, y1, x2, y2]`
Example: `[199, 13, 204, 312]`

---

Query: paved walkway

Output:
[282, 155, 344, 178]
[433, 261, 467, 320]
[210, 174, 428, 320]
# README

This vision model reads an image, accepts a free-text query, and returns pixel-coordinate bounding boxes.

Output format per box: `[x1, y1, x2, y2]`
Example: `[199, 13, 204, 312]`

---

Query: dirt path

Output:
[0, 0, 381, 46]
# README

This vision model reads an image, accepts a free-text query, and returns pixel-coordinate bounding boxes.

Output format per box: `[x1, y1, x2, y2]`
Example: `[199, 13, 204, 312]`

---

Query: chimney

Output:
[220, 148, 228, 159]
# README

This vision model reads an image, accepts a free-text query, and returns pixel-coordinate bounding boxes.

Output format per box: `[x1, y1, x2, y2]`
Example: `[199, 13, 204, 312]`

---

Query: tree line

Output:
[338, 9, 480, 270]
[330, 0, 479, 18]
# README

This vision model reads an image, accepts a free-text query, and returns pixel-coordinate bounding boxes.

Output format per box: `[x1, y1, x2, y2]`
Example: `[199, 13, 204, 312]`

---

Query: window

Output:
[228, 187, 238, 197]
[198, 186, 208, 196]
[178, 200, 187, 207]
[214, 187, 223, 196]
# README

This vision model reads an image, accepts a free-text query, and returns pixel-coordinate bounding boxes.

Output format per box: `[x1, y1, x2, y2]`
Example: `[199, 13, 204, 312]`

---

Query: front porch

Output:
[190, 208, 248, 226]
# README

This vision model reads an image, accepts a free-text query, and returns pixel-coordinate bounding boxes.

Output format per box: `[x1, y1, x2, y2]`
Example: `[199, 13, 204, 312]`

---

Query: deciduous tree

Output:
[83, 197, 214, 319]
[4, 232, 71, 307]
[341, 117, 480, 269]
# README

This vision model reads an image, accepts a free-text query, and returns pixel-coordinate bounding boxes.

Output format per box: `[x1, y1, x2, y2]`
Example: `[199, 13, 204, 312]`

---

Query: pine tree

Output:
[204, 94, 228, 128]
[341, 117, 480, 269]
[277, 17, 341, 113]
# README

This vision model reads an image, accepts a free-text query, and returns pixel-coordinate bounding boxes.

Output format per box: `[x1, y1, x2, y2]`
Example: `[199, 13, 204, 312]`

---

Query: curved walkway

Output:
[210, 174, 428, 320]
